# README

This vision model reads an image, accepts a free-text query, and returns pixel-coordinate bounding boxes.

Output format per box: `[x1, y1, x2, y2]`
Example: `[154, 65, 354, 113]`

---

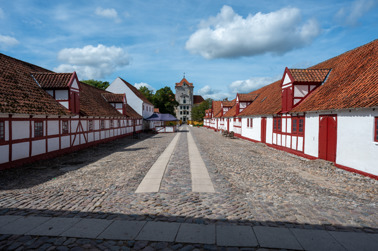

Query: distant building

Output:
[175, 77, 204, 122]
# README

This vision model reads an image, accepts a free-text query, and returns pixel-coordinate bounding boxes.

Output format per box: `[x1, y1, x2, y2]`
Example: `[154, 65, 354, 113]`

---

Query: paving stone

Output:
[328, 231, 378, 251]
[28, 217, 82, 236]
[176, 223, 215, 244]
[99, 220, 146, 240]
[290, 228, 345, 251]
[136, 221, 180, 242]
[216, 225, 258, 247]
[60, 219, 112, 238]
[0, 216, 51, 235]
[253, 226, 303, 250]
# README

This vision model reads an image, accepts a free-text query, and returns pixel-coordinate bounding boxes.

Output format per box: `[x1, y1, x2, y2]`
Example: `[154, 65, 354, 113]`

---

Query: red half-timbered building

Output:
[0, 53, 142, 170]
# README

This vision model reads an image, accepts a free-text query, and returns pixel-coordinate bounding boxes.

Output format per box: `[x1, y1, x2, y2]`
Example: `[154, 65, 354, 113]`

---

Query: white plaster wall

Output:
[48, 138, 59, 152]
[12, 121, 29, 140]
[337, 110, 378, 176]
[81, 120, 87, 131]
[61, 136, 70, 149]
[292, 136, 297, 150]
[12, 142, 29, 160]
[282, 73, 291, 85]
[88, 133, 94, 142]
[282, 118, 287, 133]
[142, 104, 154, 119]
[32, 140, 45, 156]
[80, 134, 86, 143]
[55, 90, 69, 100]
[0, 145, 9, 164]
[242, 117, 261, 142]
[48, 121, 59, 135]
[298, 137, 303, 151]
[71, 79, 79, 89]
[304, 113, 319, 157]
[107, 78, 143, 117]
[266, 116, 273, 144]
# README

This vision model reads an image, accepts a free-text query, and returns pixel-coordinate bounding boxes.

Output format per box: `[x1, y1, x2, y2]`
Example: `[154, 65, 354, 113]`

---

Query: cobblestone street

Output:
[0, 125, 377, 250]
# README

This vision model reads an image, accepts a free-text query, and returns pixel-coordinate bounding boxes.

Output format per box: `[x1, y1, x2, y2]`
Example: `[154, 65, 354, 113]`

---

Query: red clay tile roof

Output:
[287, 69, 331, 83]
[119, 78, 153, 105]
[238, 80, 282, 116]
[154, 108, 160, 113]
[222, 100, 235, 107]
[292, 39, 378, 112]
[102, 93, 125, 103]
[223, 105, 237, 118]
[175, 78, 193, 87]
[32, 72, 74, 89]
[79, 82, 124, 117]
[212, 101, 222, 118]
[193, 95, 204, 104]
[238, 93, 259, 102]
[125, 104, 142, 118]
[0, 53, 70, 115]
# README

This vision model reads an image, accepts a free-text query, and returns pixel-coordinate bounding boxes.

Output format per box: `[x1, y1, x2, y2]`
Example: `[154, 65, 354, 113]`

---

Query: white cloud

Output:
[197, 85, 230, 100]
[95, 7, 121, 22]
[54, 44, 130, 79]
[186, 6, 321, 59]
[134, 82, 156, 92]
[335, 0, 376, 26]
[0, 8, 4, 19]
[229, 76, 277, 94]
[0, 35, 19, 48]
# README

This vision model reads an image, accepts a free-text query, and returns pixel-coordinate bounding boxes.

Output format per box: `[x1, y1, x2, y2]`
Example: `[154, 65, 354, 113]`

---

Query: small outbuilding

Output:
[146, 113, 179, 133]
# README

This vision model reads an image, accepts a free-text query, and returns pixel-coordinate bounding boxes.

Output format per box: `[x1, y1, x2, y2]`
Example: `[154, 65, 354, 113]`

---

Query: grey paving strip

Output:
[187, 127, 215, 193]
[0, 215, 377, 249]
[135, 131, 181, 193]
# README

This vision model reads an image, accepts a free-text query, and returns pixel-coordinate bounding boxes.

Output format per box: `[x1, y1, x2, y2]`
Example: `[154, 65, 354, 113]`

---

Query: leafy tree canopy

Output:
[191, 98, 212, 121]
[81, 79, 109, 90]
[153, 86, 179, 116]
[138, 86, 154, 103]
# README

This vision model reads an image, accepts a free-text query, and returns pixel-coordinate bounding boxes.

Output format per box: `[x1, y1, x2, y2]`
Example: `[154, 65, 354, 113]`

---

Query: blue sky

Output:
[0, 0, 377, 100]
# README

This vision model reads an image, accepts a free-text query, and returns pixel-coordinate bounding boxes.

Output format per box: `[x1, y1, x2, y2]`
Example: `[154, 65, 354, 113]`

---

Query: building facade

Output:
[175, 77, 204, 122]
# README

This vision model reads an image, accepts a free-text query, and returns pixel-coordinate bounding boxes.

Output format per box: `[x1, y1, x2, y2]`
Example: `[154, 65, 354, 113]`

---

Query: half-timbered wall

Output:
[0, 114, 142, 169]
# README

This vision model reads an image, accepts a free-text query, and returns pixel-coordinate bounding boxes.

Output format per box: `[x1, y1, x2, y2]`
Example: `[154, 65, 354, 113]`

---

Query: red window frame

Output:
[0, 120, 5, 141]
[273, 117, 281, 133]
[298, 117, 304, 135]
[62, 120, 69, 135]
[375, 117, 378, 142]
[292, 118, 298, 134]
[292, 116, 304, 135]
[34, 121, 44, 138]
[247, 118, 249, 127]
[250, 118, 253, 128]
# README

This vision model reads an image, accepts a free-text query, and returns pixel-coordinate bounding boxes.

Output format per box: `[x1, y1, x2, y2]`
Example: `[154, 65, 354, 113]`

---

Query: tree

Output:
[191, 98, 212, 121]
[153, 86, 179, 116]
[138, 86, 154, 103]
[81, 79, 109, 90]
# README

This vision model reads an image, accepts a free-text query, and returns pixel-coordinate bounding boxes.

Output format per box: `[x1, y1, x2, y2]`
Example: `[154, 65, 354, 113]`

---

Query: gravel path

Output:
[0, 126, 377, 249]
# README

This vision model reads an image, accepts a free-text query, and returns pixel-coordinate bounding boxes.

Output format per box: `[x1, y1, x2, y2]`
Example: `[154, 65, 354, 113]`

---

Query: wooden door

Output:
[319, 115, 337, 162]
[227, 119, 230, 132]
[261, 117, 267, 143]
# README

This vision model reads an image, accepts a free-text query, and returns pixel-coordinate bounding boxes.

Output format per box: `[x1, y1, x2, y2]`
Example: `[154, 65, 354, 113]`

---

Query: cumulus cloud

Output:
[186, 6, 321, 59]
[54, 44, 130, 79]
[229, 76, 277, 94]
[95, 7, 121, 22]
[197, 85, 230, 100]
[0, 35, 19, 48]
[335, 0, 376, 26]
[134, 82, 156, 92]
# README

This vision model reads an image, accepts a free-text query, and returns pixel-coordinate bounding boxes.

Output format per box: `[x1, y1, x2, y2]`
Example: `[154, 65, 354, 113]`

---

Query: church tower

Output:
[175, 77, 194, 122]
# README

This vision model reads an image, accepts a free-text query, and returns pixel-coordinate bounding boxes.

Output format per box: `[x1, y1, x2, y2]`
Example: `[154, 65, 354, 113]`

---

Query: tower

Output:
[175, 77, 194, 122]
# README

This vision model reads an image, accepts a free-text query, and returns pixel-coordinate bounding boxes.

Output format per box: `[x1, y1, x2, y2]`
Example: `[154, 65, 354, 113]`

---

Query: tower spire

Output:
[183, 72, 185, 79]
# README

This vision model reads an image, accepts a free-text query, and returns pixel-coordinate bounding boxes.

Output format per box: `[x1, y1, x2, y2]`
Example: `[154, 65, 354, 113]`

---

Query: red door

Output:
[261, 117, 267, 143]
[319, 115, 337, 162]
[227, 119, 230, 132]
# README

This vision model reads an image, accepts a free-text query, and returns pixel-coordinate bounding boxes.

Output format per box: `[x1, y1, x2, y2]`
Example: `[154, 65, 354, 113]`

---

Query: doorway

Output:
[261, 117, 267, 143]
[319, 115, 337, 162]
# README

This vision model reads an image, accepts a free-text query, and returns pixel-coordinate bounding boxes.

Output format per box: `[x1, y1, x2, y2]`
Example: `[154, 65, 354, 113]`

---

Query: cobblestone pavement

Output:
[0, 125, 377, 250]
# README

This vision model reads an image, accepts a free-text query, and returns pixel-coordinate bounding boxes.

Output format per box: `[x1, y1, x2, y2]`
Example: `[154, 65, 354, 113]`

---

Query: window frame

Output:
[62, 120, 69, 135]
[250, 118, 253, 128]
[34, 120, 44, 138]
[273, 117, 282, 133]
[0, 120, 5, 141]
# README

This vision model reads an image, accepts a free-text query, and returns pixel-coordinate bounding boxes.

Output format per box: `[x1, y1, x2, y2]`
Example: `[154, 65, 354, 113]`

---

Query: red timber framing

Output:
[375, 117, 378, 142]
[319, 115, 337, 162]
[272, 114, 305, 153]
[0, 114, 142, 170]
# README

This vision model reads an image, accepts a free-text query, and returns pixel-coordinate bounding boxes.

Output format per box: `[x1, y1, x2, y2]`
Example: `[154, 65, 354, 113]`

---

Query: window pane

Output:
[299, 119, 303, 133]
[292, 119, 297, 133]
[62, 121, 69, 134]
[278, 119, 281, 130]
[34, 121, 43, 137]
[0, 121, 4, 140]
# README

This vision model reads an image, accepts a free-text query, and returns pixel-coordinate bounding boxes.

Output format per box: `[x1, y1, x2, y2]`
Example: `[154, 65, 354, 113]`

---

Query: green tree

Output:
[81, 79, 109, 90]
[191, 98, 212, 121]
[138, 86, 154, 103]
[153, 86, 179, 116]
